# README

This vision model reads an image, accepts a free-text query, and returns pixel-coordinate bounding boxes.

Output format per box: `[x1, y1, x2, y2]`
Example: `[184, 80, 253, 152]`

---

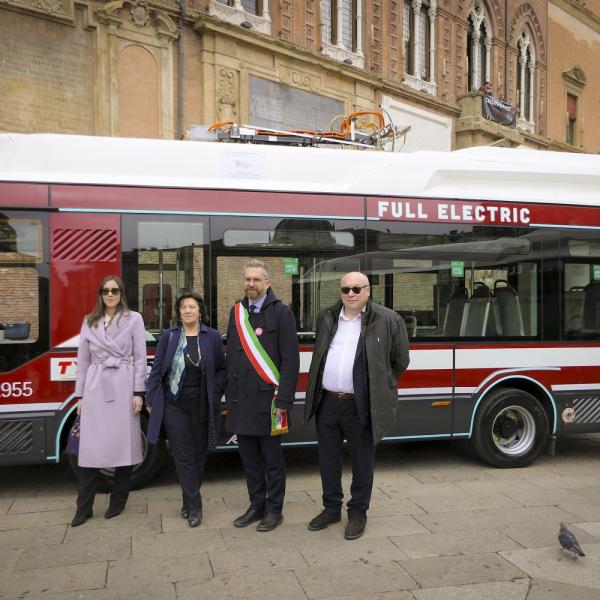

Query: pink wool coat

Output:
[75, 310, 147, 468]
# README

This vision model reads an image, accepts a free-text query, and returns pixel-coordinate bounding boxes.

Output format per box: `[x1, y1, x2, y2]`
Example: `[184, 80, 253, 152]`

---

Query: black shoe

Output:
[344, 515, 367, 540]
[181, 506, 189, 520]
[308, 510, 342, 531]
[188, 510, 202, 528]
[233, 507, 264, 528]
[256, 513, 283, 532]
[104, 504, 124, 519]
[71, 509, 93, 527]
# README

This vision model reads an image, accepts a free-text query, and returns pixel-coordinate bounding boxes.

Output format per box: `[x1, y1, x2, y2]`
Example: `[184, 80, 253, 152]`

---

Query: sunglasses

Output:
[341, 285, 369, 295]
[101, 287, 121, 296]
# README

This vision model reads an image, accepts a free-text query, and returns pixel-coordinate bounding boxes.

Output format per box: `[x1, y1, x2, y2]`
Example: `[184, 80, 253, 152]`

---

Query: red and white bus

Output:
[2, 133, 600, 487]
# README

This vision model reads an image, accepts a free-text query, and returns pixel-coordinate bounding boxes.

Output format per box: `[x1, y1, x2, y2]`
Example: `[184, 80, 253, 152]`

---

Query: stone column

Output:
[356, 0, 363, 54]
[472, 32, 480, 91]
[518, 54, 526, 117]
[336, 0, 344, 47]
[485, 38, 491, 85]
[428, 3, 436, 82]
[528, 63, 534, 124]
[262, 0, 270, 19]
[412, 0, 422, 78]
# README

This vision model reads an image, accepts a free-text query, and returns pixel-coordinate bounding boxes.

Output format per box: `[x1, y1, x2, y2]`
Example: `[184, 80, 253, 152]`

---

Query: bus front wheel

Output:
[471, 387, 548, 468]
[68, 411, 166, 491]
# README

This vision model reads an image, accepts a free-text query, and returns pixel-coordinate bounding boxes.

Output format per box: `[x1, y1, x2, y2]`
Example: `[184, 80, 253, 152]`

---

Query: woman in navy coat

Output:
[146, 292, 226, 527]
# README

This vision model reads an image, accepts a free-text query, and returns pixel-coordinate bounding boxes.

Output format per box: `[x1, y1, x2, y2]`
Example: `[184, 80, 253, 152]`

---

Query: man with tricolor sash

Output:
[225, 259, 299, 532]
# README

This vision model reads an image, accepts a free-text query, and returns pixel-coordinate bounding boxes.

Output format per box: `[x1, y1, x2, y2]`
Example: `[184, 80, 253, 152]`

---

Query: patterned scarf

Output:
[169, 328, 187, 396]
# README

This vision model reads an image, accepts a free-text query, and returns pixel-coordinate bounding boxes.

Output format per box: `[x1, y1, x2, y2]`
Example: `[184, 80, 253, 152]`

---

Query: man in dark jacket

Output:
[304, 271, 409, 540]
[225, 259, 299, 532]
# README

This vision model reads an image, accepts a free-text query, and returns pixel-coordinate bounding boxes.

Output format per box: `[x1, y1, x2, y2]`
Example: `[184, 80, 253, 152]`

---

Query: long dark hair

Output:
[86, 275, 130, 328]
[175, 291, 208, 325]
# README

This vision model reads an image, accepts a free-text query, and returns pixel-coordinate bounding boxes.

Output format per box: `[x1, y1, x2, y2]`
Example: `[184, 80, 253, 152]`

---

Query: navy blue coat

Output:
[146, 324, 227, 445]
[225, 288, 299, 436]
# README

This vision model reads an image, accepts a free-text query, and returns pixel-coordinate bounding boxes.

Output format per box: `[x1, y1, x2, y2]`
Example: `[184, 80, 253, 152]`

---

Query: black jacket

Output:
[304, 299, 410, 444]
[225, 288, 300, 436]
[146, 324, 227, 446]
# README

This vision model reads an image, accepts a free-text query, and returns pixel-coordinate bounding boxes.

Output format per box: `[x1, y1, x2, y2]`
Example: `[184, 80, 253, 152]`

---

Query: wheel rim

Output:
[491, 404, 536, 456]
[99, 429, 149, 480]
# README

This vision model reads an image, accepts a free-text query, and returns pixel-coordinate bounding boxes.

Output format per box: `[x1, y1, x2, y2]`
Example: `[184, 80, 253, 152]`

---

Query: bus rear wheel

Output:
[68, 411, 166, 491]
[471, 387, 548, 468]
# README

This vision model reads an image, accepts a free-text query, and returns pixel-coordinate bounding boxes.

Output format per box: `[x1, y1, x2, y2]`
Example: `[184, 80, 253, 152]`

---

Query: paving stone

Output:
[22, 582, 177, 600]
[294, 561, 417, 598]
[407, 466, 499, 485]
[132, 528, 226, 558]
[63, 514, 162, 542]
[527, 578, 600, 599]
[9, 495, 77, 513]
[576, 521, 600, 537]
[413, 509, 503, 533]
[220, 520, 338, 551]
[107, 554, 212, 587]
[321, 593, 414, 600]
[527, 475, 600, 491]
[0, 499, 13, 514]
[15, 536, 131, 570]
[329, 514, 429, 540]
[367, 498, 425, 517]
[0, 523, 66, 550]
[412, 579, 530, 600]
[409, 489, 520, 513]
[209, 544, 306, 575]
[0, 548, 21, 572]
[501, 543, 600, 589]
[176, 570, 307, 600]
[502, 522, 597, 549]
[558, 503, 600, 522]
[298, 537, 409, 567]
[400, 553, 527, 588]
[381, 482, 463, 499]
[390, 528, 522, 559]
[492, 505, 581, 529]
[0, 561, 107, 599]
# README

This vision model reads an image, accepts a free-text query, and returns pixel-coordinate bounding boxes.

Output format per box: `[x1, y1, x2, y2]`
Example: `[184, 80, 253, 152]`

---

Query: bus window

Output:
[0, 212, 49, 372]
[121, 216, 209, 340]
[211, 217, 363, 339]
[367, 224, 539, 339]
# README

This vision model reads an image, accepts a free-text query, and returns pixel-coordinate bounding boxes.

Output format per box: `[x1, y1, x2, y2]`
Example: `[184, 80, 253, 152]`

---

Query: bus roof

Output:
[1, 133, 599, 206]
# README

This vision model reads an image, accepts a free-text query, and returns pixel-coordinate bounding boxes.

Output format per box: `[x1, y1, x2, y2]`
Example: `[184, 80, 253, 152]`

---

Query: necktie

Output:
[249, 304, 257, 313]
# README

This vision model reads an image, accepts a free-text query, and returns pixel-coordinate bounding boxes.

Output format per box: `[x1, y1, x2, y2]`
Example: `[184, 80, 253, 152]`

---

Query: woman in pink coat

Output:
[71, 275, 147, 527]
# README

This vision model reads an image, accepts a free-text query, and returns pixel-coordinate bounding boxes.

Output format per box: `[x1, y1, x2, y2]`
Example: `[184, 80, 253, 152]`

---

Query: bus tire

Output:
[68, 411, 166, 491]
[471, 387, 548, 468]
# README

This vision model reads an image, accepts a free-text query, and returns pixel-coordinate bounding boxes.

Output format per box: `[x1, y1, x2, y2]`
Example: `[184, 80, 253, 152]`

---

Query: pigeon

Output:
[559, 522, 585, 558]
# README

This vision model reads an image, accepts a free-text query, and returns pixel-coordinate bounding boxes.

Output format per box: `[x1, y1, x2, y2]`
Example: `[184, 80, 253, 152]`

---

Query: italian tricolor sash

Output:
[234, 302, 280, 387]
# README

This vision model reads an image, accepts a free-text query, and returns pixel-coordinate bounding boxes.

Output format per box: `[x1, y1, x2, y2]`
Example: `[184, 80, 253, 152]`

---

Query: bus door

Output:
[209, 214, 365, 444]
[364, 221, 454, 438]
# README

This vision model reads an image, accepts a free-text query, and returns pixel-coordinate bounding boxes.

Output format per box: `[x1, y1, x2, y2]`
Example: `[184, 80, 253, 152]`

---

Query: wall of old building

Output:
[547, 1, 600, 152]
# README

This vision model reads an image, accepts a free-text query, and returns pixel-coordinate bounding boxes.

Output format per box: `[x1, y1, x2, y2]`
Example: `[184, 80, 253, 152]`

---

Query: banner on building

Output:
[482, 95, 517, 128]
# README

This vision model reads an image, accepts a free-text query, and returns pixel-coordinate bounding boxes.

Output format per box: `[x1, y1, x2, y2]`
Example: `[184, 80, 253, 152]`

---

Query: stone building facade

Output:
[0, 0, 598, 153]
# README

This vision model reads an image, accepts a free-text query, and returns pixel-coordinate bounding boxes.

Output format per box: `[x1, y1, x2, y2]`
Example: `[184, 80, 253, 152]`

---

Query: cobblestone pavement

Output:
[2, 436, 600, 599]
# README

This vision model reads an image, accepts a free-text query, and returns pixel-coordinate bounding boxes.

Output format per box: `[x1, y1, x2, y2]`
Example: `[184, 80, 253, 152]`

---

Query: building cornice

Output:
[550, 0, 600, 33]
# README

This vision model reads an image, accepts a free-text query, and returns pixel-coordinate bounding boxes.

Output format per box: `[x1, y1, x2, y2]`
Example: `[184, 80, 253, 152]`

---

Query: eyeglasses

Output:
[341, 285, 369, 295]
[101, 288, 121, 296]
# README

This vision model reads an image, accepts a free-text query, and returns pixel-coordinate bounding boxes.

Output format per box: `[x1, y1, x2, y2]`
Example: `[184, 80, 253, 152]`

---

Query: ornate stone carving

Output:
[562, 65, 587, 87]
[279, 66, 320, 92]
[509, 3, 545, 63]
[32, 0, 64, 15]
[305, 0, 315, 48]
[95, 0, 179, 39]
[372, 0, 382, 74]
[216, 67, 239, 122]
[389, 0, 400, 80]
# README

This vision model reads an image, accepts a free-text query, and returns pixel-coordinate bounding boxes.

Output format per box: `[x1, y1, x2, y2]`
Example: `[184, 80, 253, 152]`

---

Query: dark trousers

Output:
[163, 400, 208, 513]
[76, 465, 132, 515]
[237, 434, 286, 515]
[316, 391, 375, 518]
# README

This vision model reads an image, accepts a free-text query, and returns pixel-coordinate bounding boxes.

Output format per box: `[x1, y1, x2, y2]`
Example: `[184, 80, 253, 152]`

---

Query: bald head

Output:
[340, 271, 370, 317]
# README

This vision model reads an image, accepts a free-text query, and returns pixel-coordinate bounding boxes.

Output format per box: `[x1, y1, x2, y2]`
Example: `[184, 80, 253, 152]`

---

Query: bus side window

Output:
[0, 213, 48, 372]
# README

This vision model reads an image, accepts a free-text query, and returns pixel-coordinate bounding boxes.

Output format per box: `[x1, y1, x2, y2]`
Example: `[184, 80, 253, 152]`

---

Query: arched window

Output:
[516, 27, 535, 132]
[321, 0, 364, 67]
[403, 0, 437, 94]
[466, 0, 491, 92]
